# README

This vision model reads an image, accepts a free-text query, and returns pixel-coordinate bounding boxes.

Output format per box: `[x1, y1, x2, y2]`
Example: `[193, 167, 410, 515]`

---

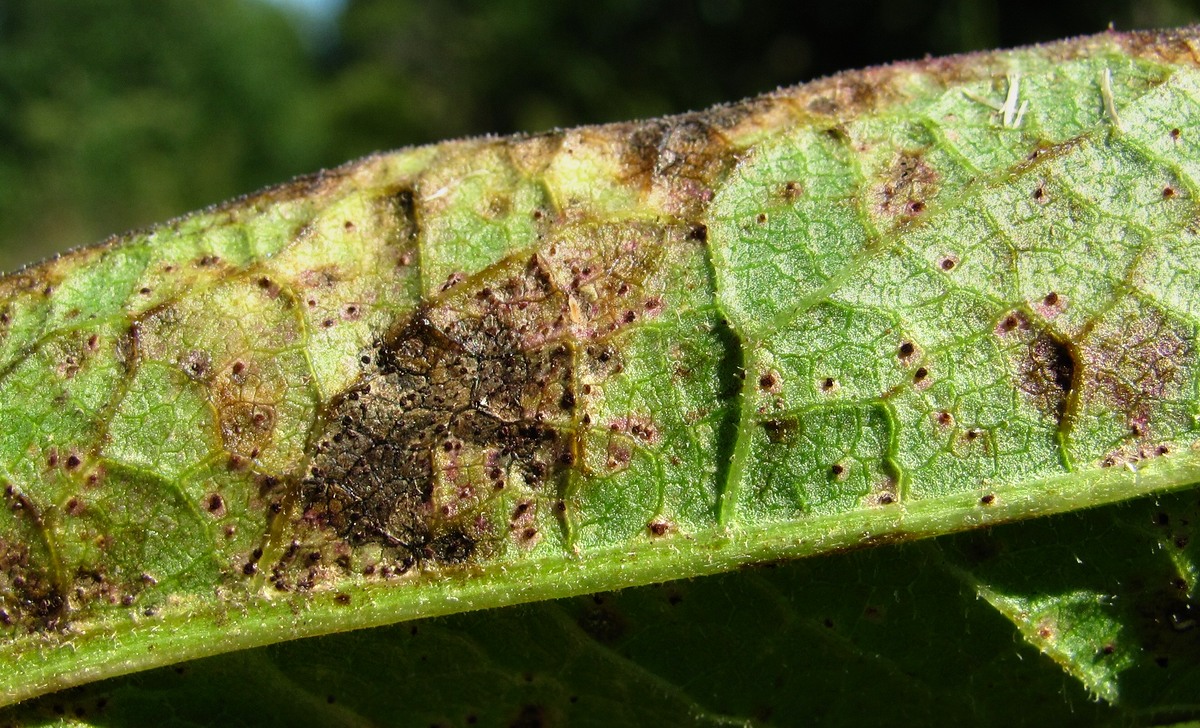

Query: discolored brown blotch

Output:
[875, 149, 938, 219]
[1115, 27, 1200, 68]
[0, 536, 65, 631]
[1001, 311, 1075, 425]
[613, 116, 736, 218]
[1025, 334, 1074, 420]
[1082, 306, 1191, 432]
[763, 417, 798, 444]
[219, 401, 277, 458]
[302, 310, 573, 563]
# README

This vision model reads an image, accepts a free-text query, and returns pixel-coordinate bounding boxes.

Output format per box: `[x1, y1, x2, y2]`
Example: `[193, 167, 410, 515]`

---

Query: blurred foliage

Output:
[1, 0, 1199, 270]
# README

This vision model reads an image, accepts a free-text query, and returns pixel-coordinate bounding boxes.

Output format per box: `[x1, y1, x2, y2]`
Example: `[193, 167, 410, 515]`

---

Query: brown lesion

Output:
[996, 310, 1076, 429]
[0, 486, 66, 631]
[301, 310, 574, 563]
[875, 149, 939, 220]
[299, 221, 676, 567]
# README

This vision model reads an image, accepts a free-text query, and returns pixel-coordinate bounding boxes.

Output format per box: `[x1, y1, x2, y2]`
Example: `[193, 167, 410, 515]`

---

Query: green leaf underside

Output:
[2, 28, 1200, 710]
[6, 489, 1200, 727]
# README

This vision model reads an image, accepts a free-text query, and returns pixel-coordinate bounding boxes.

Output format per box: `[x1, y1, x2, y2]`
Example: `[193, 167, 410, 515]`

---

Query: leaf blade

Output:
[2, 28, 1200, 707]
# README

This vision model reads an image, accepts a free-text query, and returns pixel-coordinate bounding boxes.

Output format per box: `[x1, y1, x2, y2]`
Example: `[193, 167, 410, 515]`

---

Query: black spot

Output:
[206, 494, 224, 514]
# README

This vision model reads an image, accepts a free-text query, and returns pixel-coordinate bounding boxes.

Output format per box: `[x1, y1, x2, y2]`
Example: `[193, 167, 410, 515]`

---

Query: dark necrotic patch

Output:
[1001, 311, 1075, 426]
[1019, 332, 1075, 423]
[302, 311, 573, 563]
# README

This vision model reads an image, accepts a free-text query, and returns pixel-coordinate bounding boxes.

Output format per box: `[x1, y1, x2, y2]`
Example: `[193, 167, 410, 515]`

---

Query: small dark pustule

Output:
[65, 455, 81, 470]
[939, 257, 956, 271]
[1043, 291, 1059, 307]
[1102, 644, 1116, 655]
[980, 494, 995, 505]
[821, 376, 837, 391]
[913, 367, 928, 383]
[898, 341, 915, 358]
[829, 463, 846, 478]
[1170, 128, 1182, 141]
[648, 520, 670, 537]
[206, 494, 224, 515]
[333, 592, 351, 606]
[758, 372, 777, 391]
[1163, 185, 1177, 199]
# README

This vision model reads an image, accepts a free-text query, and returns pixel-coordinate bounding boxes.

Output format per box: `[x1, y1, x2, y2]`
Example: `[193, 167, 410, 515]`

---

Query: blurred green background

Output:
[1, 0, 1197, 271]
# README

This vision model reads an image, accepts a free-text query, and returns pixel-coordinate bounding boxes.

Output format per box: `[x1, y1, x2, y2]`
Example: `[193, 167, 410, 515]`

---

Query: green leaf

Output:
[9, 492, 1196, 726]
[2, 28, 1200, 717]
